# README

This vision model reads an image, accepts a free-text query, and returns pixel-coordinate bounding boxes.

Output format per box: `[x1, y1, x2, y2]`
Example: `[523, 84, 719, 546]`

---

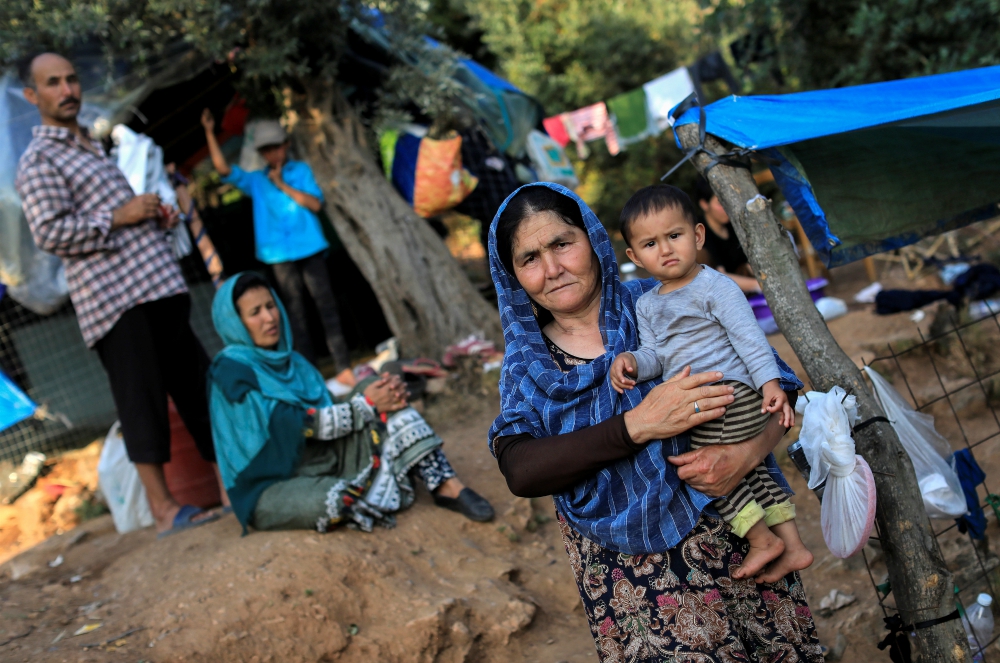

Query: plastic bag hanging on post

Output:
[863, 366, 967, 518]
[794, 386, 877, 558]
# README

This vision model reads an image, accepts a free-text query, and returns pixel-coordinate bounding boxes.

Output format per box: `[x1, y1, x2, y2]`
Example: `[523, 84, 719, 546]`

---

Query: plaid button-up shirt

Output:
[16, 125, 187, 347]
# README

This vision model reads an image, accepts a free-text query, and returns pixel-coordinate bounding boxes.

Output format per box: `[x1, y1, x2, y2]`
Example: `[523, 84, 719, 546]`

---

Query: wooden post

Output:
[677, 125, 970, 662]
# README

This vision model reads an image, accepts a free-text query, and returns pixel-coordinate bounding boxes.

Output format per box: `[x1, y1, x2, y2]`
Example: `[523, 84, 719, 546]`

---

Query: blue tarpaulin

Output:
[676, 66, 1000, 267]
[0, 371, 35, 433]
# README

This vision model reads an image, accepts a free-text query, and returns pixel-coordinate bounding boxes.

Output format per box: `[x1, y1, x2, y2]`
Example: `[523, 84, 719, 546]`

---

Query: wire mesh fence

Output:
[0, 252, 220, 465]
[852, 301, 1000, 659]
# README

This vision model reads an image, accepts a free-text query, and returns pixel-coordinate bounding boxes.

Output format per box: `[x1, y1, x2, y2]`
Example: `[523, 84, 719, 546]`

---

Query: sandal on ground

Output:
[156, 504, 221, 539]
[433, 487, 495, 522]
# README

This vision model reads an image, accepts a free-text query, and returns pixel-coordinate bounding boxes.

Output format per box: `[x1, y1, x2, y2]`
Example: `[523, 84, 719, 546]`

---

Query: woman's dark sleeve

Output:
[494, 414, 643, 498]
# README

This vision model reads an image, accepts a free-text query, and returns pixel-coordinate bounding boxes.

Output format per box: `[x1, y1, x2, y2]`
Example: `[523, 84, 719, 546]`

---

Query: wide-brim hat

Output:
[252, 120, 288, 150]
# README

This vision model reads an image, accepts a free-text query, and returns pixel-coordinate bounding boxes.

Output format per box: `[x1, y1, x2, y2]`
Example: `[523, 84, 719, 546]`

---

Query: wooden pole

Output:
[677, 125, 970, 663]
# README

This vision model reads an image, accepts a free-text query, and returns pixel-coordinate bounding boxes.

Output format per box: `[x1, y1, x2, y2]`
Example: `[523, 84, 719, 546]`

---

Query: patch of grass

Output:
[74, 495, 109, 522]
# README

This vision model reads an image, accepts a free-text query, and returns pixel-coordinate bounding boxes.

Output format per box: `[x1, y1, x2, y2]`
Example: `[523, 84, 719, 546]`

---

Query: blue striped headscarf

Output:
[487, 183, 801, 555]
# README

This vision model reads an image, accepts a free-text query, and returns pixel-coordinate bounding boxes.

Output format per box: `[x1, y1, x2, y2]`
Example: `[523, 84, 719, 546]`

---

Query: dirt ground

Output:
[3, 258, 1000, 662]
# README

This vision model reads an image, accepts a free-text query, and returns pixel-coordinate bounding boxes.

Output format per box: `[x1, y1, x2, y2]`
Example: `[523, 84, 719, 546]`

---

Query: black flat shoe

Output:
[434, 487, 495, 522]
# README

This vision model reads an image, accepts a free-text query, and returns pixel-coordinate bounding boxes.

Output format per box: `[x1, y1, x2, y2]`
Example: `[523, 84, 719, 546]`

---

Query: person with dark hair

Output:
[692, 176, 760, 294]
[488, 182, 821, 662]
[15, 52, 225, 536]
[200, 109, 352, 383]
[208, 272, 494, 533]
[610, 184, 812, 582]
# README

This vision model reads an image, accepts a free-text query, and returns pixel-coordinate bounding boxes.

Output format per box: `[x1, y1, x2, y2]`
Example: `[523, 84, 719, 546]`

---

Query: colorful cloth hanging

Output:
[542, 116, 571, 147]
[644, 67, 696, 132]
[607, 87, 654, 146]
[543, 102, 620, 157]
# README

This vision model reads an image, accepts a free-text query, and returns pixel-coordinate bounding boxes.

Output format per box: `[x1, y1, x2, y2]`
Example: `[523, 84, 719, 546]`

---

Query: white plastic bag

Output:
[97, 421, 154, 533]
[111, 125, 191, 259]
[863, 367, 967, 518]
[795, 386, 877, 558]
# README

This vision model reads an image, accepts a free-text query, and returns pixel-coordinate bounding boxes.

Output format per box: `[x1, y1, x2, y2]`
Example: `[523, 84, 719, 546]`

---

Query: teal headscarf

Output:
[208, 273, 332, 490]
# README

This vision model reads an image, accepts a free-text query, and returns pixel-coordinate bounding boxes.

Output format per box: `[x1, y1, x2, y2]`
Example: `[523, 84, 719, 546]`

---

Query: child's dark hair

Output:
[618, 184, 698, 246]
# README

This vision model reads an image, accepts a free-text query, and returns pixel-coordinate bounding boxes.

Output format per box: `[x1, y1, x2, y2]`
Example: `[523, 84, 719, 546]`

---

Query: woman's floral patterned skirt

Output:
[559, 513, 824, 662]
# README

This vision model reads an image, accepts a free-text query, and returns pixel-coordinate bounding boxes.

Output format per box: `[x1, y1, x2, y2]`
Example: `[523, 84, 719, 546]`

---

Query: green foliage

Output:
[0, 0, 459, 121]
[468, 0, 704, 113]
[708, 0, 1000, 90]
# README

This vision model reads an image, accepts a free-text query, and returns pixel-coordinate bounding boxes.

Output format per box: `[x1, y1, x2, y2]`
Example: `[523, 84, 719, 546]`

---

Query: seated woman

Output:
[208, 272, 494, 533]
[693, 176, 761, 294]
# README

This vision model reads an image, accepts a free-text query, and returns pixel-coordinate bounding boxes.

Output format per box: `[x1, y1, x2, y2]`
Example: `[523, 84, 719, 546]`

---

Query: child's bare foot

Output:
[732, 520, 785, 579]
[755, 519, 814, 584]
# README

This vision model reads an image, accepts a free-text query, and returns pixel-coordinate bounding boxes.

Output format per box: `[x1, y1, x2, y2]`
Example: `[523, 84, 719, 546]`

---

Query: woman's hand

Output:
[363, 374, 408, 414]
[669, 412, 785, 497]
[623, 367, 735, 445]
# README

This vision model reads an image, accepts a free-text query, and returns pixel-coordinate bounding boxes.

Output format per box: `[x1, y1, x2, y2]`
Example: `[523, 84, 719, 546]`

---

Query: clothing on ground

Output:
[271, 253, 351, 371]
[953, 448, 987, 540]
[874, 263, 1000, 314]
[222, 161, 328, 264]
[208, 273, 444, 533]
[702, 223, 749, 274]
[487, 182, 801, 555]
[632, 266, 781, 392]
[15, 125, 187, 347]
[96, 294, 214, 464]
[560, 513, 822, 662]
[875, 288, 949, 314]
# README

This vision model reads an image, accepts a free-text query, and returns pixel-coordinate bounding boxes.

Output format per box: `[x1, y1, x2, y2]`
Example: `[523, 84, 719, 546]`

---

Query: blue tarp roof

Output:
[676, 66, 1000, 266]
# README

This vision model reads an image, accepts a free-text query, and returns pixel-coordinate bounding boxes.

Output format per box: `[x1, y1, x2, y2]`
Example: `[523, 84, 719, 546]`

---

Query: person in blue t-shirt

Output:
[201, 109, 352, 383]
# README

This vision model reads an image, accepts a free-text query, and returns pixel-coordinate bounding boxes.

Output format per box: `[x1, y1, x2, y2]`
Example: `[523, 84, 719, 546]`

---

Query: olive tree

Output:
[0, 0, 502, 357]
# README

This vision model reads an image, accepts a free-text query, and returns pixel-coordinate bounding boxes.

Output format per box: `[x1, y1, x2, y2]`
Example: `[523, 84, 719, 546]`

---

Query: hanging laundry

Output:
[644, 67, 696, 132]
[607, 87, 653, 146]
[542, 116, 571, 148]
[561, 114, 590, 160]
[525, 130, 578, 189]
[572, 102, 620, 156]
[546, 102, 620, 157]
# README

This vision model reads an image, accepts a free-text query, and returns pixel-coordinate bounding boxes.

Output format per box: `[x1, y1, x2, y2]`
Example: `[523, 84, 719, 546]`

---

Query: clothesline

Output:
[543, 66, 695, 157]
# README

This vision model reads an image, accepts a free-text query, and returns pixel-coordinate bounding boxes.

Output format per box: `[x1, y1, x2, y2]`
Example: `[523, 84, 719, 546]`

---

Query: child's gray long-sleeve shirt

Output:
[631, 266, 780, 391]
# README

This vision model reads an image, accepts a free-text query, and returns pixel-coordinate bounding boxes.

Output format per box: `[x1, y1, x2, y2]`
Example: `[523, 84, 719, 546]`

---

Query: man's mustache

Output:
[59, 97, 80, 107]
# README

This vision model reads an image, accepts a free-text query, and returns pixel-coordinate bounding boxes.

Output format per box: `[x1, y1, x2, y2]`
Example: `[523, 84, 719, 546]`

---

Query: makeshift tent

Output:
[674, 65, 1000, 267]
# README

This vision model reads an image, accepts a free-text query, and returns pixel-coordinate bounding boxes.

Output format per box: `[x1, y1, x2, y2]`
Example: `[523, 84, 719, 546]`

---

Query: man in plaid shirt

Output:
[16, 53, 225, 536]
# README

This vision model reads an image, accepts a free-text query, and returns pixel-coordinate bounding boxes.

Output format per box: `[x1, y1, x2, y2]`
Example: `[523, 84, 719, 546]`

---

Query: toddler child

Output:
[610, 184, 813, 583]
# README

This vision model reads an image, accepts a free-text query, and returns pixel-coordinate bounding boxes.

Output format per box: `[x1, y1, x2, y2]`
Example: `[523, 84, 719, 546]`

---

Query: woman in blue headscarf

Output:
[208, 272, 494, 533]
[488, 184, 821, 662]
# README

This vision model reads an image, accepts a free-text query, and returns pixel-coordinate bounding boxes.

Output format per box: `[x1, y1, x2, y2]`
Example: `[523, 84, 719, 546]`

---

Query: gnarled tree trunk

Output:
[288, 80, 502, 358]
[677, 124, 970, 662]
